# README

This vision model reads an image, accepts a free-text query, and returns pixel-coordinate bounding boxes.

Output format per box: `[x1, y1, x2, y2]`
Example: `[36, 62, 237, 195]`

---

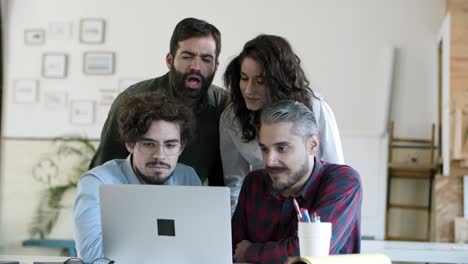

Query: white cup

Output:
[297, 221, 332, 257]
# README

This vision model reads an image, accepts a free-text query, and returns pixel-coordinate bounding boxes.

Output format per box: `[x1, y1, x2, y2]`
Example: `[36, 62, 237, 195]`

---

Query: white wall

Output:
[2, 0, 445, 139]
[0, 0, 446, 249]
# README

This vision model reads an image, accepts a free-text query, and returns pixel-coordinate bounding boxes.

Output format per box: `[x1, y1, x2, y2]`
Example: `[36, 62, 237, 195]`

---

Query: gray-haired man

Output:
[232, 100, 362, 263]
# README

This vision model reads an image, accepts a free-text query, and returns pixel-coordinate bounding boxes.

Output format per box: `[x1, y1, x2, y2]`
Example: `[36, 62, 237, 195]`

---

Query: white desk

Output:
[362, 240, 468, 263]
[0, 255, 68, 263]
[0, 255, 252, 264]
[3, 241, 468, 264]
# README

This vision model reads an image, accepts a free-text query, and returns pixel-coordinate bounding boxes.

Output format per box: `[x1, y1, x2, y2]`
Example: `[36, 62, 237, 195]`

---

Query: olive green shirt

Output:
[90, 72, 229, 186]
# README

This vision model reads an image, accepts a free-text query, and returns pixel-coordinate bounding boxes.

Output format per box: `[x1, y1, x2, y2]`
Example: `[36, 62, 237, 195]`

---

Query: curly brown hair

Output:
[223, 34, 315, 142]
[118, 91, 195, 146]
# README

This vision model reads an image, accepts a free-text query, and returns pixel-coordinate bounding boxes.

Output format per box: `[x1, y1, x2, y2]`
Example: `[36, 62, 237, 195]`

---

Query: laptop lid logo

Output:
[157, 219, 176, 237]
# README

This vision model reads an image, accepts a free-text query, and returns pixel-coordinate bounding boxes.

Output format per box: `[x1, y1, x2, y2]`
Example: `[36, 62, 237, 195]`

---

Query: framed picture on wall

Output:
[83, 51, 115, 75]
[49, 21, 73, 40]
[70, 100, 94, 125]
[44, 91, 67, 108]
[80, 18, 105, 44]
[42, 53, 67, 78]
[99, 89, 118, 105]
[118, 77, 145, 92]
[14, 79, 38, 103]
[24, 29, 45, 45]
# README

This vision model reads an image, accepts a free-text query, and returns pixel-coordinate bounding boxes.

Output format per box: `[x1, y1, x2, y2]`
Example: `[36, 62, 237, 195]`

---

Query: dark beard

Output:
[268, 159, 310, 193]
[135, 160, 172, 185]
[170, 64, 215, 102]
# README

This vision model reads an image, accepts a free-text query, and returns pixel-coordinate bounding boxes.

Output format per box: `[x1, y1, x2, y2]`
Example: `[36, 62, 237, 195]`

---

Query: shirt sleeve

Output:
[231, 177, 248, 249]
[219, 109, 254, 214]
[316, 99, 345, 164]
[245, 239, 298, 264]
[232, 174, 299, 264]
[310, 166, 362, 253]
[89, 94, 129, 169]
[73, 175, 104, 262]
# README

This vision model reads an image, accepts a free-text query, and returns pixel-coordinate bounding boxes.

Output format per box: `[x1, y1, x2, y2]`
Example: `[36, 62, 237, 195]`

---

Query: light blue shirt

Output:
[73, 155, 201, 263]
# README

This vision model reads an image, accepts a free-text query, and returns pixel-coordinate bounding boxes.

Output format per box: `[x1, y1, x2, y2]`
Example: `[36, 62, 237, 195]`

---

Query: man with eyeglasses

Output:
[63, 257, 114, 264]
[73, 92, 201, 263]
[89, 17, 228, 187]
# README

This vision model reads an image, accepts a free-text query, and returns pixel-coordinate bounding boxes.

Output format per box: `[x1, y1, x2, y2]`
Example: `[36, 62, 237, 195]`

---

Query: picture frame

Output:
[70, 100, 94, 125]
[44, 91, 67, 108]
[24, 29, 45, 45]
[49, 21, 73, 40]
[83, 51, 115, 75]
[80, 18, 105, 44]
[42, 53, 67, 78]
[118, 78, 145, 92]
[99, 89, 118, 105]
[14, 79, 38, 103]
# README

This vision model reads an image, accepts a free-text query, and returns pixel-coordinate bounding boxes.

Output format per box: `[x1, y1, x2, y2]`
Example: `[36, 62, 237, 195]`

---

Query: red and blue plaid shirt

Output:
[232, 158, 362, 264]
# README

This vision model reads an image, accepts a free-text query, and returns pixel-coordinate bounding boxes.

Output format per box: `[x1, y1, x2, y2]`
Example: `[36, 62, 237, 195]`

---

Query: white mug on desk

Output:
[297, 221, 332, 257]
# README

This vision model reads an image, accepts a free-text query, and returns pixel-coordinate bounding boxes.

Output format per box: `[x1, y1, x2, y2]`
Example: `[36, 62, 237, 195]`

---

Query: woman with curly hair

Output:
[220, 34, 344, 213]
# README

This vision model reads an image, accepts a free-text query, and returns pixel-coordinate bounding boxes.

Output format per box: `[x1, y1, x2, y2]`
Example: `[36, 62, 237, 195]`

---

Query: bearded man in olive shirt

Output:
[90, 17, 228, 186]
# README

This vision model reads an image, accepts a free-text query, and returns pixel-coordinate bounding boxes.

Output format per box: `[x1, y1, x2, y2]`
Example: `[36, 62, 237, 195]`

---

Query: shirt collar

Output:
[297, 157, 323, 199]
[123, 154, 143, 184]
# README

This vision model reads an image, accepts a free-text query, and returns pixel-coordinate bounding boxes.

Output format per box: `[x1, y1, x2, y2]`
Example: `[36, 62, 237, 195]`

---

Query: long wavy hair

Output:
[224, 34, 315, 142]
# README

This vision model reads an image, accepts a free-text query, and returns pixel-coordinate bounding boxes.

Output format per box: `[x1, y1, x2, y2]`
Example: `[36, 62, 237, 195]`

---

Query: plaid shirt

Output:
[231, 158, 362, 264]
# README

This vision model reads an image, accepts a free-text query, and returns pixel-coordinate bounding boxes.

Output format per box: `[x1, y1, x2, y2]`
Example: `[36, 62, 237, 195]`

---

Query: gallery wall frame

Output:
[118, 78, 145, 92]
[80, 18, 105, 44]
[44, 91, 67, 108]
[98, 89, 118, 105]
[24, 29, 45, 45]
[83, 51, 115, 75]
[49, 21, 73, 40]
[14, 79, 38, 103]
[70, 100, 94, 125]
[42, 53, 68, 78]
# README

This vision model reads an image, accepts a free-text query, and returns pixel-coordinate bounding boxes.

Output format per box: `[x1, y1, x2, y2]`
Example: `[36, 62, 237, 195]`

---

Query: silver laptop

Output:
[100, 184, 232, 264]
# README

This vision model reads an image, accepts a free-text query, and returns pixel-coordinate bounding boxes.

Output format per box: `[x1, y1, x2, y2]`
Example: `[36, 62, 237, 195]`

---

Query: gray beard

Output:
[271, 159, 310, 193]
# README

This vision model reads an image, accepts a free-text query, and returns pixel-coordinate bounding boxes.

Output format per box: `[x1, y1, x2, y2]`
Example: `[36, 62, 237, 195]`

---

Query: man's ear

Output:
[179, 144, 185, 155]
[125, 142, 135, 153]
[166, 52, 173, 69]
[307, 134, 319, 155]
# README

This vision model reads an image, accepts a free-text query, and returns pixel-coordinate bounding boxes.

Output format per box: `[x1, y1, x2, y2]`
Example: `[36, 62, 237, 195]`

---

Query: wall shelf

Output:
[385, 121, 440, 241]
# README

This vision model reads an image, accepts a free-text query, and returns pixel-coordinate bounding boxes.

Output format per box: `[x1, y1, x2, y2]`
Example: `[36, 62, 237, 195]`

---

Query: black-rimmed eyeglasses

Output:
[64, 257, 115, 264]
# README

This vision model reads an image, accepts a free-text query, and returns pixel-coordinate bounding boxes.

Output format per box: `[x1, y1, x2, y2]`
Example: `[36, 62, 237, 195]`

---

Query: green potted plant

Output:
[29, 137, 96, 239]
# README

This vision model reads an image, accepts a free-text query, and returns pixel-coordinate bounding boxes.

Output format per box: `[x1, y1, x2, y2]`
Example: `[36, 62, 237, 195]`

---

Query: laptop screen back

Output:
[100, 184, 232, 264]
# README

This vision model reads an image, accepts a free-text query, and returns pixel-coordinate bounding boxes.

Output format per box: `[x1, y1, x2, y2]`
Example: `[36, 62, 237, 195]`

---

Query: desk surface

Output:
[0, 255, 252, 264]
[0, 255, 68, 263]
[2, 240, 468, 264]
[362, 240, 468, 263]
